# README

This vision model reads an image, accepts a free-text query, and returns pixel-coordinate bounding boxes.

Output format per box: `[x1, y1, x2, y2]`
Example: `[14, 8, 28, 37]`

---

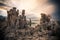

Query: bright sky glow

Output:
[0, 0, 55, 25]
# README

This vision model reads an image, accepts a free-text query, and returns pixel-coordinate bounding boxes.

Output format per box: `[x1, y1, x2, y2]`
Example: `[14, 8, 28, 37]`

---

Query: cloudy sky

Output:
[0, 0, 60, 26]
[0, 0, 56, 18]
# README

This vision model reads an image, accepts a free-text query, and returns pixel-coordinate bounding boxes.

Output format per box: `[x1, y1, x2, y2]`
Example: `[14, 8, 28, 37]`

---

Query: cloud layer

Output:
[0, 0, 55, 20]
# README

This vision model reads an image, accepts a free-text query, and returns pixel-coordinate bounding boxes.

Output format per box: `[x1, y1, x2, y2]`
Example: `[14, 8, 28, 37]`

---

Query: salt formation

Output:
[3, 7, 59, 40]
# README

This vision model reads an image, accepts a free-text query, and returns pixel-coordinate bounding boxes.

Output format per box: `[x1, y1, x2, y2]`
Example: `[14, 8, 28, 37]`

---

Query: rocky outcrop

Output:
[0, 7, 60, 40]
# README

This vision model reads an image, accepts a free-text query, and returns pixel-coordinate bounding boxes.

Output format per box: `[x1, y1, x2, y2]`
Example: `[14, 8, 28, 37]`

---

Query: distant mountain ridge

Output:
[0, 15, 5, 21]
